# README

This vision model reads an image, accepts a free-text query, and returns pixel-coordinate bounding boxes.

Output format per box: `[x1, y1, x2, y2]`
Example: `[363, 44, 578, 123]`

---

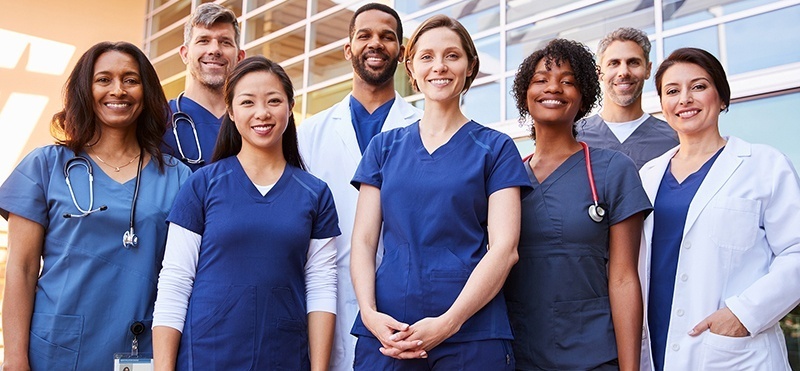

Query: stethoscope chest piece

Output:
[123, 228, 139, 249]
[588, 203, 605, 223]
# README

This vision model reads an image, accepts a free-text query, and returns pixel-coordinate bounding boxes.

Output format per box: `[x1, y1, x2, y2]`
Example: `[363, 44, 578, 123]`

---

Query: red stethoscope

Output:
[523, 141, 605, 223]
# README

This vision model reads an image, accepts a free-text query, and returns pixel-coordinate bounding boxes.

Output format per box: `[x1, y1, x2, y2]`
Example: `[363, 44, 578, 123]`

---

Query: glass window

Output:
[310, 7, 353, 49]
[246, 27, 306, 64]
[506, 76, 519, 123]
[395, 0, 450, 15]
[293, 93, 305, 125]
[720, 91, 800, 167]
[310, 0, 362, 15]
[154, 54, 185, 82]
[661, 0, 769, 30]
[218, 0, 243, 18]
[162, 77, 186, 101]
[725, 5, 800, 75]
[506, 0, 583, 24]
[664, 26, 719, 59]
[149, 26, 184, 59]
[307, 80, 353, 116]
[244, 0, 307, 44]
[308, 48, 351, 85]
[406, 0, 500, 35]
[463, 80, 501, 125]
[151, 1, 191, 30]
[475, 34, 501, 77]
[283, 61, 305, 92]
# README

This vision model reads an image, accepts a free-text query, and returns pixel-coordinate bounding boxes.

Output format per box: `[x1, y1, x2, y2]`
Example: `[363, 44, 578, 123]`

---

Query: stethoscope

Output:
[523, 141, 606, 223]
[62, 151, 143, 248]
[171, 92, 204, 165]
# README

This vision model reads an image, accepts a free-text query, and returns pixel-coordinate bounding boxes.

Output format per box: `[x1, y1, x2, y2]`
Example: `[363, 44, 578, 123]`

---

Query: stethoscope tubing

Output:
[171, 92, 204, 165]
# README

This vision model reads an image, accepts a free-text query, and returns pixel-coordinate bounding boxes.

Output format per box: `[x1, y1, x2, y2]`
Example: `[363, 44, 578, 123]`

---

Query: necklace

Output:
[93, 151, 141, 172]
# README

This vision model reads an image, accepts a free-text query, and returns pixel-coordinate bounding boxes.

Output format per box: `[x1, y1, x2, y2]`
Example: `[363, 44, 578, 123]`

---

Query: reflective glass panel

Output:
[395, 0, 449, 15]
[154, 54, 186, 82]
[150, 26, 184, 59]
[162, 77, 186, 101]
[311, 7, 353, 49]
[152, 1, 191, 30]
[720, 92, 800, 166]
[475, 34, 501, 77]
[293, 93, 305, 125]
[283, 61, 305, 92]
[219, 0, 243, 18]
[406, 0, 500, 36]
[307, 80, 353, 116]
[311, 0, 362, 15]
[664, 26, 719, 59]
[308, 48, 351, 85]
[463, 80, 501, 125]
[725, 5, 800, 75]
[244, 0, 307, 43]
[246, 27, 306, 64]
[506, 76, 519, 123]
[662, 0, 756, 30]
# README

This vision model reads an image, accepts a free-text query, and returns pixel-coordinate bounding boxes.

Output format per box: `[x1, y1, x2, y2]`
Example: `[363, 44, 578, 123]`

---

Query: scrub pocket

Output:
[29, 312, 83, 370]
[427, 246, 471, 315]
[188, 284, 256, 369]
[551, 296, 617, 365]
[267, 287, 309, 370]
[699, 331, 770, 370]
[710, 197, 760, 251]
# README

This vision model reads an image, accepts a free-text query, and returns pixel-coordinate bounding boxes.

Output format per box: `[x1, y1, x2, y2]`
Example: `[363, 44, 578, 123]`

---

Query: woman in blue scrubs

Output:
[350, 15, 531, 370]
[152, 56, 340, 370]
[504, 39, 651, 370]
[0, 42, 191, 370]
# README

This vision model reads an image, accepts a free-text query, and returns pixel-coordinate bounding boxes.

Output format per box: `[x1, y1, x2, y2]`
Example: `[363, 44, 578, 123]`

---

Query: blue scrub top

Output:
[351, 120, 532, 343]
[0, 145, 190, 370]
[167, 156, 340, 370]
[162, 95, 224, 171]
[577, 115, 679, 169]
[504, 147, 652, 370]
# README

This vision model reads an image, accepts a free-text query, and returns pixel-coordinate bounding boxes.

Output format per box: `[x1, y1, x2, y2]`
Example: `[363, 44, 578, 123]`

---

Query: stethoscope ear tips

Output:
[588, 204, 605, 223]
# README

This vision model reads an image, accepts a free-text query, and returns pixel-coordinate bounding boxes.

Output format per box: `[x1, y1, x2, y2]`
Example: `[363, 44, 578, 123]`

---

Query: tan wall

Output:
[0, 0, 147, 361]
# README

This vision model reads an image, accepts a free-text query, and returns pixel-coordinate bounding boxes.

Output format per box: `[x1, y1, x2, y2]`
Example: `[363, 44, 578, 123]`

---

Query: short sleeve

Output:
[351, 133, 384, 190]
[487, 135, 533, 198]
[0, 148, 52, 227]
[312, 184, 341, 240]
[605, 151, 653, 225]
[166, 170, 208, 235]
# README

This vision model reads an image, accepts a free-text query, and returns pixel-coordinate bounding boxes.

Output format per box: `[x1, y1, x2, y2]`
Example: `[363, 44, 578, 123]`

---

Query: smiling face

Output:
[180, 22, 245, 91]
[228, 71, 293, 154]
[345, 9, 402, 87]
[598, 40, 651, 108]
[659, 62, 724, 138]
[91, 51, 144, 130]
[526, 58, 583, 127]
[407, 27, 474, 105]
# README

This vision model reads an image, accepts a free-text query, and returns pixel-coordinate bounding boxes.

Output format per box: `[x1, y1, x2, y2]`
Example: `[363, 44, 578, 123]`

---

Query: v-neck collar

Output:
[412, 120, 475, 160]
[228, 156, 291, 204]
[526, 149, 584, 191]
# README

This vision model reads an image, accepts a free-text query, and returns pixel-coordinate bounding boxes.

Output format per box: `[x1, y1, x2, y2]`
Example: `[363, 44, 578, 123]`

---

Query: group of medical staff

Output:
[1, 2, 800, 371]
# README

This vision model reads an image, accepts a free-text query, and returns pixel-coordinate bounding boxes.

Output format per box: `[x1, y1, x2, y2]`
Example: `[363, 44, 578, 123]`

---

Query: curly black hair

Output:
[511, 38, 601, 139]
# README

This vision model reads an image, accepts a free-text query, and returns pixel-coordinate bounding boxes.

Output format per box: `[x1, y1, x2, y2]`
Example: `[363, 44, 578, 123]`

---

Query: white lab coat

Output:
[638, 136, 800, 371]
[297, 92, 422, 371]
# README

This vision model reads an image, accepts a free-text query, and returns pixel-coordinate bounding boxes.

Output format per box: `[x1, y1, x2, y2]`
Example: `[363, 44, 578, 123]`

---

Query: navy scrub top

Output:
[162, 95, 224, 172]
[504, 147, 652, 370]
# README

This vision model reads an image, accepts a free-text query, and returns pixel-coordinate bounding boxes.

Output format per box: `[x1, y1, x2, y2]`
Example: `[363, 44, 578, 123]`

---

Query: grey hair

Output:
[184, 3, 241, 49]
[596, 27, 651, 64]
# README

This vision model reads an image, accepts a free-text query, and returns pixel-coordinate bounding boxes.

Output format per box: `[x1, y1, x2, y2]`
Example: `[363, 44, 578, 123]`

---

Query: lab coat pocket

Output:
[710, 197, 760, 251]
[189, 284, 256, 369]
[551, 296, 617, 364]
[700, 331, 770, 370]
[28, 312, 83, 370]
[268, 287, 310, 370]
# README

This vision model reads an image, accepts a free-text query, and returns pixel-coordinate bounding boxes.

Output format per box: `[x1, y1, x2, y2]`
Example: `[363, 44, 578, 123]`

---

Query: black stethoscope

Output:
[171, 92, 204, 165]
[62, 151, 143, 248]
[523, 141, 606, 223]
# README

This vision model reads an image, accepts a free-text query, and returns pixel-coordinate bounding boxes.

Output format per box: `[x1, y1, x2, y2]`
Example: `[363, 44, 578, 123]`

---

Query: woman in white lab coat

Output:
[639, 47, 800, 371]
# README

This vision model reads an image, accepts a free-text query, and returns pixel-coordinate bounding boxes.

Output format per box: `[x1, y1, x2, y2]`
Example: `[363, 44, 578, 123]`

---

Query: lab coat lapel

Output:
[331, 94, 363, 164]
[639, 147, 678, 246]
[383, 92, 417, 132]
[681, 137, 746, 239]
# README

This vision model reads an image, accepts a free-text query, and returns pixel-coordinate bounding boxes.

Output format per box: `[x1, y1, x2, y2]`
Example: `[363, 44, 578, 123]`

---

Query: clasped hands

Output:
[361, 309, 460, 360]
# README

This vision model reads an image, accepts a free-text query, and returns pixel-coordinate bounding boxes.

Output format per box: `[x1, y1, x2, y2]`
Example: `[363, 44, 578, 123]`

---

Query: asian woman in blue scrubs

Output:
[504, 39, 651, 370]
[350, 15, 531, 370]
[0, 42, 191, 370]
[152, 56, 340, 371]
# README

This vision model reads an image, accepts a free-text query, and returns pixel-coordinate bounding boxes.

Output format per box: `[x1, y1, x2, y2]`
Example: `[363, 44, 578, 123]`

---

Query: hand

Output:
[380, 316, 460, 359]
[360, 309, 424, 358]
[689, 307, 749, 337]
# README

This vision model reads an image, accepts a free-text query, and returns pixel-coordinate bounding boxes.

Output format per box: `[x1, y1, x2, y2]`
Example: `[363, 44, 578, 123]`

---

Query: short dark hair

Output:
[404, 15, 480, 93]
[512, 38, 601, 139]
[349, 3, 403, 43]
[212, 56, 305, 170]
[51, 41, 170, 171]
[655, 47, 731, 112]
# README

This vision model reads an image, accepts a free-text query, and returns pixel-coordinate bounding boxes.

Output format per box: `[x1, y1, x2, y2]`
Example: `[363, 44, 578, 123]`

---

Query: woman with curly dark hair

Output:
[0, 41, 190, 370]
[503, 38, 651, 370]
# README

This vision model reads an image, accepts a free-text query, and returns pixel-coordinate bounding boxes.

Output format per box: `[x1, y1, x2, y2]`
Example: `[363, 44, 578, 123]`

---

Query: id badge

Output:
[113, 353, 153, 371]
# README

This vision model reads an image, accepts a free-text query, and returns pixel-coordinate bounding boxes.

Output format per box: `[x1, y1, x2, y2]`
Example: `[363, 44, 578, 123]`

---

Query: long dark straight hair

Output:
[51, 41, 170, 171]
[211, 56, 305, 170]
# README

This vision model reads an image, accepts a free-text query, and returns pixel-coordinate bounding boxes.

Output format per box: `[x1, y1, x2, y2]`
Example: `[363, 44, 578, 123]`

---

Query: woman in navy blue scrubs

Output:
[152, 56, 340, 370]
[504, 39, 651, 370]
[350, 15, 531, 370]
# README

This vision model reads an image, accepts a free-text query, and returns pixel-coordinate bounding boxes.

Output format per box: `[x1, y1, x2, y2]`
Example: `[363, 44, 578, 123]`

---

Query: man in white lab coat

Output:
[297, 4, 421, 370]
